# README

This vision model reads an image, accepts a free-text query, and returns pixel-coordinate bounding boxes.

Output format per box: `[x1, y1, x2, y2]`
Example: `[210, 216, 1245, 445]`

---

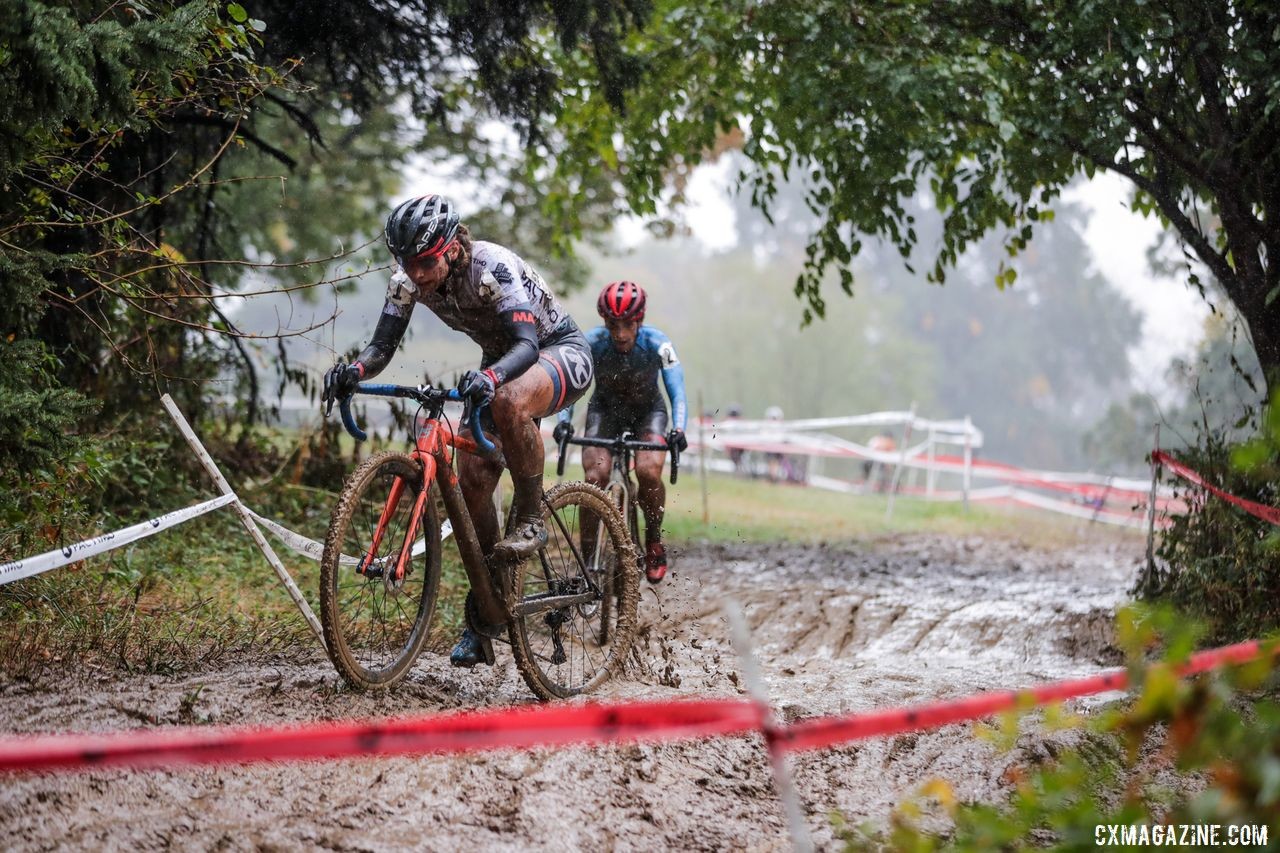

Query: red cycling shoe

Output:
[644, 542, 668, 584]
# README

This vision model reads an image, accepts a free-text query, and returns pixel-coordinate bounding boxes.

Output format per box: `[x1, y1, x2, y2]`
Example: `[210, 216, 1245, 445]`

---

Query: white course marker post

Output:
[724, 599, 813, 853]
[697, 390, 710, 525]
[962, 415, 974, 512]
[926, 427, 937, 498]
[885, 402, 917, 521]
[161, 394, 326, 649]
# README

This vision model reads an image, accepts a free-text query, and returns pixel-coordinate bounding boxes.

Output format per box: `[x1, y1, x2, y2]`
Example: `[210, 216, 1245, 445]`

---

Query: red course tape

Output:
[0, 698, 763, 773]
[0, 642, 1268, 773]
[1154, 450, 1280, 527]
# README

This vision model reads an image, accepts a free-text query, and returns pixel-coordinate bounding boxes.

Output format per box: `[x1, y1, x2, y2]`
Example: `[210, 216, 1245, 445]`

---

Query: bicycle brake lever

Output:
[444, 389, 497, 453]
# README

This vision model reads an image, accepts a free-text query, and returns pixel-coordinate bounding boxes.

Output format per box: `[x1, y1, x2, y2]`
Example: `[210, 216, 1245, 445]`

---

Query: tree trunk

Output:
[1225, 265, 1278, 403]
[1240, 302, 1280, 402]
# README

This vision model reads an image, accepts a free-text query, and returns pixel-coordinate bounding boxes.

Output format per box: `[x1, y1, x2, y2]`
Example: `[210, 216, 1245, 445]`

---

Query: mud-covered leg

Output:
[452, 442, 505, 668]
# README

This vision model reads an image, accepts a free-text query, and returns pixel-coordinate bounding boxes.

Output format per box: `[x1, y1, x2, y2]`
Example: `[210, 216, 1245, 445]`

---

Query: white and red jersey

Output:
[384, 241, 573, 360]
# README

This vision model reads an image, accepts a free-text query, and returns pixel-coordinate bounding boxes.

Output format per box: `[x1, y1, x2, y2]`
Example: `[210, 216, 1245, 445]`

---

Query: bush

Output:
[836, 606, 1280, 851]
[1150, 415, 1280, 644]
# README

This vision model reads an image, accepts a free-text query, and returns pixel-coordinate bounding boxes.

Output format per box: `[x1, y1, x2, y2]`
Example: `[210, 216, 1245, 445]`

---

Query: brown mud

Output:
[0, 534, 1141, 850]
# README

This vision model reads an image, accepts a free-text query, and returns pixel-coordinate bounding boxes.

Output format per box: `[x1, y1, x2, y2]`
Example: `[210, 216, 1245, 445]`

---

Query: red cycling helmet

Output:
[597, 280, 646, 322]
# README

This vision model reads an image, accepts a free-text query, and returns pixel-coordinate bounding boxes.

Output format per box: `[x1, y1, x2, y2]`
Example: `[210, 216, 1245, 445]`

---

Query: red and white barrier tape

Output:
[0, 494, 239, 586]
[244, 507, 450, 565]
[1153, 451, 1280, 527]
[0, 639, 1268, 774]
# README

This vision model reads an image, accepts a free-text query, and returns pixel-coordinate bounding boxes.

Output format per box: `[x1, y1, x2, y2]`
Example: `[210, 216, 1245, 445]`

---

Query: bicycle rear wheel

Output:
[320, 451, 442, 689]
[509, 482, 638, 699]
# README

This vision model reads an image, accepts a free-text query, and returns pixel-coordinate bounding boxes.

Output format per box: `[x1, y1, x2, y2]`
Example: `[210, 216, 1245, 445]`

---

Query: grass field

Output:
[641, 467, 1142, 549]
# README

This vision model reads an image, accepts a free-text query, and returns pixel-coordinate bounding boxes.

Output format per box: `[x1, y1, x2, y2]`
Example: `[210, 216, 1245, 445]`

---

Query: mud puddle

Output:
[0, 534, 1142, 850]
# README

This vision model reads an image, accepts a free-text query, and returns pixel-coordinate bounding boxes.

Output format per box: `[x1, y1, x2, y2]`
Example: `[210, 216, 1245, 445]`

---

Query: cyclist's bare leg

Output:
[452, 369, 557, 667]
[453, 443, 505, 667]
[634, 442, 667, 546]
[579, 446, 613, 557]
[458, 446, 504, 555]
[581, 446, 612, 489]
[636, 436, 670, 582]
[490, 367, 557, 558]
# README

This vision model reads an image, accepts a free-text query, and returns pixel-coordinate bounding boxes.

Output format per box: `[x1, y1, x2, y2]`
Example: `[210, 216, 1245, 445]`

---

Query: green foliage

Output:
[0, 0, 213, 176]
[0, 338, 97, 470]
[1153, 423, 1280, 644]
[543, 0, 1280, 385]
[1, 0, 284, 474]
[837, 605, 1280, 851]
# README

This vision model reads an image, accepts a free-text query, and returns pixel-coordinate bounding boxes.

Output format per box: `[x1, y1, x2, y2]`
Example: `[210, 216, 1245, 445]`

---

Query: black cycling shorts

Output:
[584, 399, 669, 441]
[533, 329, 594, 419]
[478, 325, 593, 423]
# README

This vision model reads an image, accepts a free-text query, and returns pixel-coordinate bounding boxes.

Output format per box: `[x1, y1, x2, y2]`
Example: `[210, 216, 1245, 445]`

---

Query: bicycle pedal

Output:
[479, 633, 496, 666]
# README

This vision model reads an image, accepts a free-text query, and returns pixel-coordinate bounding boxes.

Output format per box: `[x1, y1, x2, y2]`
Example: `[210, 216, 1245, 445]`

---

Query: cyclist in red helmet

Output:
[322, 194, 595, 667]
[554, 280, 687, 583]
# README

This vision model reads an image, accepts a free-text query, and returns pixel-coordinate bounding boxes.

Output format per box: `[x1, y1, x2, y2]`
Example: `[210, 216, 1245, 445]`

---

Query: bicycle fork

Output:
[357, 455, 438, 585]
[359, 475, 407, 578]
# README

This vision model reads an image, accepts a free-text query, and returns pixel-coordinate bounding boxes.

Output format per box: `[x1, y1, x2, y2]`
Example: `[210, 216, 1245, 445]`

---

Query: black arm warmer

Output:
[354, 308, 411, 379]
[487, 305, 540, 384]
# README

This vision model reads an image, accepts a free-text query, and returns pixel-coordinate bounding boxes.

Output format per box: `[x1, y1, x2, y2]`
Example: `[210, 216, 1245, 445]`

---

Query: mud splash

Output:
[0, 534, 1142, 850]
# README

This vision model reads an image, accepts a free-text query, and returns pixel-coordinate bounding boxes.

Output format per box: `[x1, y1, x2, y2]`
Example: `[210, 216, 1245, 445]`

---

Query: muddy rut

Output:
[0, 534, 1141, 850]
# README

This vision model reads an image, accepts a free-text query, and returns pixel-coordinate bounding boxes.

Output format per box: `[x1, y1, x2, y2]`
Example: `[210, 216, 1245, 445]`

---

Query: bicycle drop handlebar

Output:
[337, 383, 496, 453]
[556, 432, 680, 484]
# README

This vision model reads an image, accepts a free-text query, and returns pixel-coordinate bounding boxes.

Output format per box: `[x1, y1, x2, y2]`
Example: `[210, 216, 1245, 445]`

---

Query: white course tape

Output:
[243, 508, 451, 567]
[1007, 488, 1148, 528]
[0, 494, 239, 586]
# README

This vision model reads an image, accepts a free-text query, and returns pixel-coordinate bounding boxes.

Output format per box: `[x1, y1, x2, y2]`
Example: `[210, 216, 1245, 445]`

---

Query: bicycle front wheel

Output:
[509, 481, 638, 700]
[320, 451, 442, 689]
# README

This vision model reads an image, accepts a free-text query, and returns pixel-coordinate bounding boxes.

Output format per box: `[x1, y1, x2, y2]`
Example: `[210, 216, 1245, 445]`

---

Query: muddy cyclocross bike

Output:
[320, 383, 638, 699]
[555, 431, 679, 642]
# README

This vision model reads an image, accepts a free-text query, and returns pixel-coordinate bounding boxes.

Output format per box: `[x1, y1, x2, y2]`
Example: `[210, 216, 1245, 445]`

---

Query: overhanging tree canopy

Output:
[542, 0, 1280, 393]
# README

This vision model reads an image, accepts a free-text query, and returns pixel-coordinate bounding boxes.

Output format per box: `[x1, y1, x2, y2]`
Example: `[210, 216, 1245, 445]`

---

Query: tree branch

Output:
[169, 114, 298, 170]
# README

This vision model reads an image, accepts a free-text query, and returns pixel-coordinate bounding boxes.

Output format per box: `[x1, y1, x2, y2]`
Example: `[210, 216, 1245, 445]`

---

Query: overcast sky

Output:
[648, 162, 1210, 397]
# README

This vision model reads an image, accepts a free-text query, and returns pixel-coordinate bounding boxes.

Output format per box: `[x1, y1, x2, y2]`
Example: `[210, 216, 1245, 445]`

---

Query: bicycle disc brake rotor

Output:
[382, 561, 408, 595]
[577, 570, 602, 618]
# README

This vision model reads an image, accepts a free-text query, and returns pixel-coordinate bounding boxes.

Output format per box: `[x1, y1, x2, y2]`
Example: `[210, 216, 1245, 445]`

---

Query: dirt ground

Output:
[0, 532, 1143, 851]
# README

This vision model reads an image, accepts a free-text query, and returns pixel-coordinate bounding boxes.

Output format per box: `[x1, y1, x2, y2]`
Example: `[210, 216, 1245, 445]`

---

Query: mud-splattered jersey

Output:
[383, 241, 572, 359]
[575, 325, 687, 430]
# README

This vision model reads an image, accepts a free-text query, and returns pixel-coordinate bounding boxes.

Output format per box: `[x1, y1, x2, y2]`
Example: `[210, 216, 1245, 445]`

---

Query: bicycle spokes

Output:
[509, 482, 638, 699]
[320, 453, 440, 689]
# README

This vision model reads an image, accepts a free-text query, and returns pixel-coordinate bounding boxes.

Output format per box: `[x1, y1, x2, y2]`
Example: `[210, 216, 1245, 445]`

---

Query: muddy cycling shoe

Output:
[492, 517, 548, 561]
[449, 628, 489, 668]
[644, 542, 668, 584]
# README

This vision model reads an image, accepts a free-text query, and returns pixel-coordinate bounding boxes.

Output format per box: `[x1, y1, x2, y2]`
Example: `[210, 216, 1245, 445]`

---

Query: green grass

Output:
[656, 469, 1143, 550]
